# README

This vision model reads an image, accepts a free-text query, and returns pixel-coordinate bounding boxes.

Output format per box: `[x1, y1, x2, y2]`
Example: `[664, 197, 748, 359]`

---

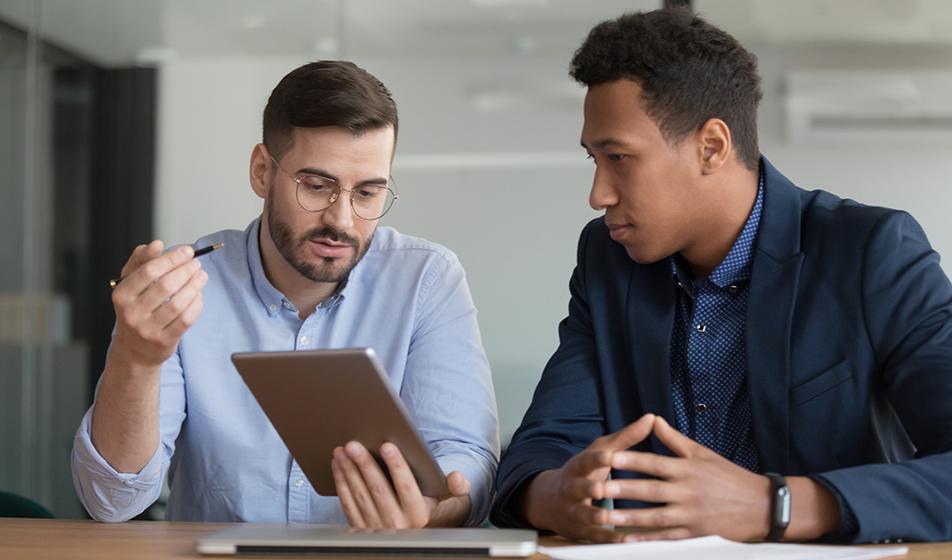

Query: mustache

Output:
[302, 227, 359, 247]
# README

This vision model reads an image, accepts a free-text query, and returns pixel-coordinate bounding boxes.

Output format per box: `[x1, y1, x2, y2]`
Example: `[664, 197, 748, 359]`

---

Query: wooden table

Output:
[0, 518, 945, 559]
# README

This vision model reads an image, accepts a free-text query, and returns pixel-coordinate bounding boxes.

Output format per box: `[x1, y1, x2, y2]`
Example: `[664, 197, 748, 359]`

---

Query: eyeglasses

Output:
[270, 155, 398, 221]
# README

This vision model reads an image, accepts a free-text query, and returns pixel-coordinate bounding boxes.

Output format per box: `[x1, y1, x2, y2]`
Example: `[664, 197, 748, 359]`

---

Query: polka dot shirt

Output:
[668, 172, 765, 473]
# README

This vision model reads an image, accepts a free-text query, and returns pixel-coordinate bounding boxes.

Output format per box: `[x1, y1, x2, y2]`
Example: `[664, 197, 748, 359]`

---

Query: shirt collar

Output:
[246, 217, 352, 317]
[670, 166, 765, 291]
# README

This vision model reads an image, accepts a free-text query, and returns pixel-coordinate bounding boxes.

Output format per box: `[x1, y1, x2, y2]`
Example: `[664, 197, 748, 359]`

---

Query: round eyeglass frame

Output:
[270, 154, 399, 221]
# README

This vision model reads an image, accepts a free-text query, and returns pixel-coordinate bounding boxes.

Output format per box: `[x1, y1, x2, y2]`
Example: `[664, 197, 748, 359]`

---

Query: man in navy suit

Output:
[490, 8, 952, 544]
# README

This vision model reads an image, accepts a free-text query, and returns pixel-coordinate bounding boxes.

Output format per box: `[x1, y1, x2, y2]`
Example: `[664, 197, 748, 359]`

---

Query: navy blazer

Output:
[490, 158, 952, 543]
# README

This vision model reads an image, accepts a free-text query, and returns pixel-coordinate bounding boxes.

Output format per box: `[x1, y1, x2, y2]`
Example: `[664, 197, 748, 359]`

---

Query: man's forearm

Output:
[90, 350, 162, 473]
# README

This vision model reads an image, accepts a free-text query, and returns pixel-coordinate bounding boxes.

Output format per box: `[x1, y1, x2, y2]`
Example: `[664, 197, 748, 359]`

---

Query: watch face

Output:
[776, 486, 791, 526]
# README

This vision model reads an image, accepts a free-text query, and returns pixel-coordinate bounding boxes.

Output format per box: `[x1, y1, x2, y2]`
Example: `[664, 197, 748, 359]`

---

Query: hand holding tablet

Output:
[232, 348, 470, 526]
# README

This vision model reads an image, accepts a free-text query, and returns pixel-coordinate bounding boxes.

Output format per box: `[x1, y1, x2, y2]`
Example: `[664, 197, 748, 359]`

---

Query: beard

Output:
[266, 196, 373, 284]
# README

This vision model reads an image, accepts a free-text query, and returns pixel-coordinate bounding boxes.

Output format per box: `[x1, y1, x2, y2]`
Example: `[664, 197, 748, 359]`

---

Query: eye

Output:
[301, 177, 334, 192]
[355, 186, 382, 200]
[607, 154, 626, 162]
[585, 153, 596, 164]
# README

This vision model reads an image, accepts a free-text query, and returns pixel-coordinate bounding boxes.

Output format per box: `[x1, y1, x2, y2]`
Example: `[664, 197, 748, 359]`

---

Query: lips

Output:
[307, 238, 354, 259]
[607, 223, 632, 241]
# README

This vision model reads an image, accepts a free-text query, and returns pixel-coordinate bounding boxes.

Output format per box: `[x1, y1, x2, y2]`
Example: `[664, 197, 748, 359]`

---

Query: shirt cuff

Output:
[435, 453, 494, 527]
[810, 474, 859, 541]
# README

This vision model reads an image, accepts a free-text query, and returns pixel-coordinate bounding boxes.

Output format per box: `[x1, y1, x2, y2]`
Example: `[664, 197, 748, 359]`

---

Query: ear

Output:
[249, 143, 272, 200]
[695, 118, 732, 175]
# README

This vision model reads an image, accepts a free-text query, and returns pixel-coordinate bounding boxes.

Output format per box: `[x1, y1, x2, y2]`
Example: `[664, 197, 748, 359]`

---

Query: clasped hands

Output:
[524, 413, 777, 543]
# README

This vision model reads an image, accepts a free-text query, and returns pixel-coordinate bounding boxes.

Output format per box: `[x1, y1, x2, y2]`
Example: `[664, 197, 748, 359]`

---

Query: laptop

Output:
[196, 525, 538, 557]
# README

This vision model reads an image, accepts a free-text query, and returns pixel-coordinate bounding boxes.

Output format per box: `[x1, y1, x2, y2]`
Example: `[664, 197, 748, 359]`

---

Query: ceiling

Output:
[1, 0, 952, 66]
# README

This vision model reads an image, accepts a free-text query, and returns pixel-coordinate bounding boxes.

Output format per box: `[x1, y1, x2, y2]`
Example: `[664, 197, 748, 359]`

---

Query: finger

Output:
[379, 442, 428, 527]
[122, 244, 196, 298]
[446, 471, 470, 497]
[334, 446, 385, 528]
[150, 267, 206, 328]
[624, 527, 694, 542]
[162, 286, 204, 341]
[611, 451, 684, 479]
[138, 259, 203, 314]
[346, 441, 406, 528]
[609, 506, 685, 529]
[563, 474, 607, 502]
[120, 240, 163, 278]
[332, 458, 366, 528]
[571, 448, 614, 478]
[652, 416, 701, 458]
[598, 413, 656, 452]
[604, 478, 680, 503]
[569, 503, 612, 527]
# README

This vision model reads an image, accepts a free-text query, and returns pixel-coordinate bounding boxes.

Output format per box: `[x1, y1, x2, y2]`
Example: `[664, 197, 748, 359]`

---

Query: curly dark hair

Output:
[570, 8, 762, 170]
[263, 60, 398, 160]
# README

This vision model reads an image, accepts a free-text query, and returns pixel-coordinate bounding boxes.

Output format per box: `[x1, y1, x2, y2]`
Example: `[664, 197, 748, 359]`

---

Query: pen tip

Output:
[213, 242, 224, 249]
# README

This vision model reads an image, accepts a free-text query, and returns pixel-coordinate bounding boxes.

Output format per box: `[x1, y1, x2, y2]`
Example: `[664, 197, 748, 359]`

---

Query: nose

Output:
[321, 189, 355, 231]
[589, 166, 618, 211]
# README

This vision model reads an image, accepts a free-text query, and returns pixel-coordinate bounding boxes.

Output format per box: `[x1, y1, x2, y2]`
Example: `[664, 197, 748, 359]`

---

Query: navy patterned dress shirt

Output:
[668, 172, 765, 472]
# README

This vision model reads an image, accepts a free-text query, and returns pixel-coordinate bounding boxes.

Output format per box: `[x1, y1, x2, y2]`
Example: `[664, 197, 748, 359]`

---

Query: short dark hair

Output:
[570, 8, 762, 170]
[263, 60, 398, 160]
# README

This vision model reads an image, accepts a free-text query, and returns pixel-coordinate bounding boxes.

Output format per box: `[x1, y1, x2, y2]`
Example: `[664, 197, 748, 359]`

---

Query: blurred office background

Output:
[2, 0, 952, 519]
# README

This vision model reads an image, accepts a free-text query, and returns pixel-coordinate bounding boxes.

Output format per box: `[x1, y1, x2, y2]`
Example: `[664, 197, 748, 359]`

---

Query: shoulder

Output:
[798, 188, 927, 253]
[364, 226, 462, 271]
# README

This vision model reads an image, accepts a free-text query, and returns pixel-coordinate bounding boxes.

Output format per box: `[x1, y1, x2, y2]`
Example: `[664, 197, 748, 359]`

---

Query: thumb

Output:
[446, 471, 470, 497]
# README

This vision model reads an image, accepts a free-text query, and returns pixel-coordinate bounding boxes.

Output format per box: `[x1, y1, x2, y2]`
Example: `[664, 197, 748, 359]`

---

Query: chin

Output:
[623, 244, 670, 265]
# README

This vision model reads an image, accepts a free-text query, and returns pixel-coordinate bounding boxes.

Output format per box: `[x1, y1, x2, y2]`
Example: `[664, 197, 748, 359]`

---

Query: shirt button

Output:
[299, 336, 310, 346]
[293, 478, 305, 488]
[728, 285, 739, 294]
[696, 403, 708, 413]
[695, 324, 707, 333]
[268, 304, 278, 313]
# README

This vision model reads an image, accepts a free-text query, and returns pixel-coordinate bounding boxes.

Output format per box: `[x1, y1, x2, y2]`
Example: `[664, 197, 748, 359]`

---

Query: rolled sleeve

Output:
[401, 250, 500, 527]
[70, 407, 165, 522]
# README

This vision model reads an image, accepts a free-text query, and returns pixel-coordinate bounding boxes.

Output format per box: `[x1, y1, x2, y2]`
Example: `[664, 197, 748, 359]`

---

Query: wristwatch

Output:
[765, 472, 791, 542]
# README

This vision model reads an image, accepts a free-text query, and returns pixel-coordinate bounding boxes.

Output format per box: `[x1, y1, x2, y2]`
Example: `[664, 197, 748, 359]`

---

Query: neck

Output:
[258, 216, 338, 319]
[680, 166, 759, 279]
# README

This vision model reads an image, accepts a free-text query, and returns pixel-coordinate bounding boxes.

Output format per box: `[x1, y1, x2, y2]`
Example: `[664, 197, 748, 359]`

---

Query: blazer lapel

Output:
[625, 260, 677, 455]
[745, 157, 805, 474]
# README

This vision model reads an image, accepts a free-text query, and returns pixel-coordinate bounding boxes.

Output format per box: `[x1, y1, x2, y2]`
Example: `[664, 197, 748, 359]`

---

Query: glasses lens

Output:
[352, 185, 396, 220]
[296, 176, 337, 212]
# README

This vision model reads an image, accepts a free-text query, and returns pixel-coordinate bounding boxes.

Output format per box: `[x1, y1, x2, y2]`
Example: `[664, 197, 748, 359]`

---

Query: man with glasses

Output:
[71, 61, 499, 528]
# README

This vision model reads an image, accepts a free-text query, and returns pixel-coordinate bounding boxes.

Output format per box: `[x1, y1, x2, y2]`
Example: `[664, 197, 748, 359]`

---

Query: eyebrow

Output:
[296, 166, 390, 186]
[581, 138, 629, 151]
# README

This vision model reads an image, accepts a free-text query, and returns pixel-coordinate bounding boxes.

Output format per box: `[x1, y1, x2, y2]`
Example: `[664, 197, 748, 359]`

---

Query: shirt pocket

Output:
[790, 360, 853, 407]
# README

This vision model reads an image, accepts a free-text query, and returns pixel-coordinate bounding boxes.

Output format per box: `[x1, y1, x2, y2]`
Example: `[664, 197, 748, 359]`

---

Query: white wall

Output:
[156, 47, 952, 445]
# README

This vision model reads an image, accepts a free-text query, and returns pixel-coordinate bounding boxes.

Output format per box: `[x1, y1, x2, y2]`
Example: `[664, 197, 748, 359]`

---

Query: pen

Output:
[108, 242, 224, 289]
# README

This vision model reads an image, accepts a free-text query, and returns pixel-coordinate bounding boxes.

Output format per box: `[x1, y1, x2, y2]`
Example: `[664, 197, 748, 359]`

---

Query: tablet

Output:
[231, 348, 450, 499]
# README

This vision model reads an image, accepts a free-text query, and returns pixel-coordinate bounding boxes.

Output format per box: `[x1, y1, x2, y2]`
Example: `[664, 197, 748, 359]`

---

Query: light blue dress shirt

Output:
[71, 218, 500, 525]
